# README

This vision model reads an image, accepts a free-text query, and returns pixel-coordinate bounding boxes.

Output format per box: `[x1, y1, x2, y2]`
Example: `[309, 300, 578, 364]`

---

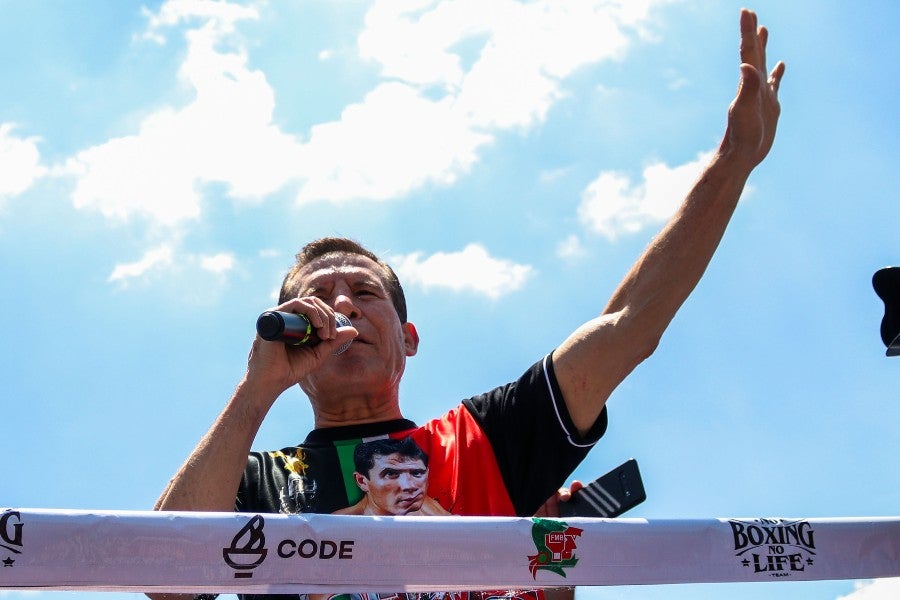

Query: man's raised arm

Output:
[554, 9, 786, 435]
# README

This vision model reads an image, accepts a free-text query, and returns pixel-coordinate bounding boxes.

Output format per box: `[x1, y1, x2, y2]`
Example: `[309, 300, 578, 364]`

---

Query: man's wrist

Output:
[707, 145, 756, 189]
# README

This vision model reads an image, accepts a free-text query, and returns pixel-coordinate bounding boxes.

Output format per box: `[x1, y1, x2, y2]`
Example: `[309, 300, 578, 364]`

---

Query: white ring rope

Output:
[1, 509, 898, 594]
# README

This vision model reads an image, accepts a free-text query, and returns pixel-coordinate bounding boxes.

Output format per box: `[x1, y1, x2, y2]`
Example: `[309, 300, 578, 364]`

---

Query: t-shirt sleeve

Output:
[460, 352, 607, 516]
[236, 452, 284, 514]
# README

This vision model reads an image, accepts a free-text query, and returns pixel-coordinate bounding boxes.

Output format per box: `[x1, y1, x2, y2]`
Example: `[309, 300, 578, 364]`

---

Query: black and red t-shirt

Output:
[234, 354, 607, 600]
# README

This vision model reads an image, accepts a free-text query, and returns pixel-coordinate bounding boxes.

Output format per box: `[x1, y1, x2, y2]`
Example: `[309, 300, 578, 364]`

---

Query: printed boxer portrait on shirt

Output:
[333, 437, 450, 516]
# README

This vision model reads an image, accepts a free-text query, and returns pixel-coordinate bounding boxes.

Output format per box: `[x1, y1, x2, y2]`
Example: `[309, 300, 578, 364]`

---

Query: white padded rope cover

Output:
[1, 509, 898, 594]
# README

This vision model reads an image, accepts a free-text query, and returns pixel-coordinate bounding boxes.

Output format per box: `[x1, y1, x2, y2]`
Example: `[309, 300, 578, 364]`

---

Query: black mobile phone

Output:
[557, 458, 646, 518]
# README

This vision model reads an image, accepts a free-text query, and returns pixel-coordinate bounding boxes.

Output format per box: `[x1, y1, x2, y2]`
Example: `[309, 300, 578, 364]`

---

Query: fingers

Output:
[737, 8, 785, 102]
[769, 60, 786, 94]
[739, 9, 773, 76]
[737, 59, 784, 108]
[274, 297, 347, 342]
[535, 479, 584, 518]
[757, 26, 768, 74]
[738, 9, 759, 69]
[556, 479, 584, 502]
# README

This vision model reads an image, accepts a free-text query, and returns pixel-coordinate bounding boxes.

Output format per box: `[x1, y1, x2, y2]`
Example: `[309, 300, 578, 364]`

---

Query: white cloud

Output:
[296, 81, 490, 203]
[838, 578, 900, 599]
[141, 0, 258, 42]
[108, 245, 174, 283]
[61, 0, 667, 226]
[355, 0, 656, 134]
[200, 252, 235, 273]
[65, 0, 301, 226]
[539, 167, 574, 184]
[0, 123, 46, 199]
[108, 246, 236, 284]
[298, 0, 664, 202]
[577, 150, 714, 240]
[390, 243, 534, 300]
[556, 234, 587, 259]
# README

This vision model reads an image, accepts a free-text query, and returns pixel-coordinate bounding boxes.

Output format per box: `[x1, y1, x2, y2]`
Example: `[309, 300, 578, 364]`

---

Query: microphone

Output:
[256, 311, 354, 355]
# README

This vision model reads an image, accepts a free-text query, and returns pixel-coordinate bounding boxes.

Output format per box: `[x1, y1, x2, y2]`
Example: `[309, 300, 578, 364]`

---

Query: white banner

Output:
[1, 509, 899, 594]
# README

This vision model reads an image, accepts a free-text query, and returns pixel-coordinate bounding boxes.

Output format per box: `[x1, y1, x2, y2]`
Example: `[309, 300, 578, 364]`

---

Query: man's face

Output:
[294, 253, 418, 404]
[356, 453, 428, 515]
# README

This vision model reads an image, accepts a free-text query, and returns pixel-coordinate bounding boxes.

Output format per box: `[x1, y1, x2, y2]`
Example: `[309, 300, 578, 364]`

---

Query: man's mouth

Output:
[397, 493, 423, 507]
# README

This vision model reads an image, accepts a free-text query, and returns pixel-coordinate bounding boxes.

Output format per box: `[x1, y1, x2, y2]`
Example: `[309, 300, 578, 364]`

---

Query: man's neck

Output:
[312, 394, 404, 428]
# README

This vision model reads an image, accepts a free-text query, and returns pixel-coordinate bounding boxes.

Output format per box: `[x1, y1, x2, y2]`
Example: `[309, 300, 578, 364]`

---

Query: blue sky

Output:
[2, 1, 899, 599]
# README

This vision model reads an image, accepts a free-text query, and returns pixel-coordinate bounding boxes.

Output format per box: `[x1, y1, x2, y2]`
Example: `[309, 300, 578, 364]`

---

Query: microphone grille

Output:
[334, 313, 353, 355]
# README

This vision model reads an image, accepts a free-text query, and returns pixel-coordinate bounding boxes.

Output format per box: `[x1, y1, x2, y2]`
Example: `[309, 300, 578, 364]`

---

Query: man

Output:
[334, 438, 450, 516]
[153, 8, 785, 600]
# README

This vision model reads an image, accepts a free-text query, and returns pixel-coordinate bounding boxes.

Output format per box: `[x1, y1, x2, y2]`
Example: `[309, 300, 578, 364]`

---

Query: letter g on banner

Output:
[1, 510, 24, 567]
[1, 511, 23, 549]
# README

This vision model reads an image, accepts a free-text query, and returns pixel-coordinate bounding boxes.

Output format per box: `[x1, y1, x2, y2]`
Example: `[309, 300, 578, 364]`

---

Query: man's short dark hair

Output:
[353, 437, 428, 478]
[279, 237, 408, 323]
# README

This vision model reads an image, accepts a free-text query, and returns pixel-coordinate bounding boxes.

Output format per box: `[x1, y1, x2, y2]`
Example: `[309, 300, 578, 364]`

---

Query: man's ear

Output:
[354, 472, 369, 493]
[403, 322, 419, 357]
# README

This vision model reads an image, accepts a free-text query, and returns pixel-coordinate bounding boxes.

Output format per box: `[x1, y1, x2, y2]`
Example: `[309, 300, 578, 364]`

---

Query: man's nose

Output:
[332, 293, 361, 319]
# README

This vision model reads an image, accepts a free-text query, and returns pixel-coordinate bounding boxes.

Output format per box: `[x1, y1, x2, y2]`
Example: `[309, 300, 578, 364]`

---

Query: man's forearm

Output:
[154, 375, 278, 512]
[555, 154, 753, 435]
[603, 153, 751, 348]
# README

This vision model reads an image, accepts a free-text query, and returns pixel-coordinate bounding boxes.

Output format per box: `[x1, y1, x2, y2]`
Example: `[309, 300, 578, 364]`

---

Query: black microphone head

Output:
[256, 311, 287, 341]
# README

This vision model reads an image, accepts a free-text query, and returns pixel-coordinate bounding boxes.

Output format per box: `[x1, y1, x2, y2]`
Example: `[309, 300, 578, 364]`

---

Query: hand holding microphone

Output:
[256, 311, 355, 355]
